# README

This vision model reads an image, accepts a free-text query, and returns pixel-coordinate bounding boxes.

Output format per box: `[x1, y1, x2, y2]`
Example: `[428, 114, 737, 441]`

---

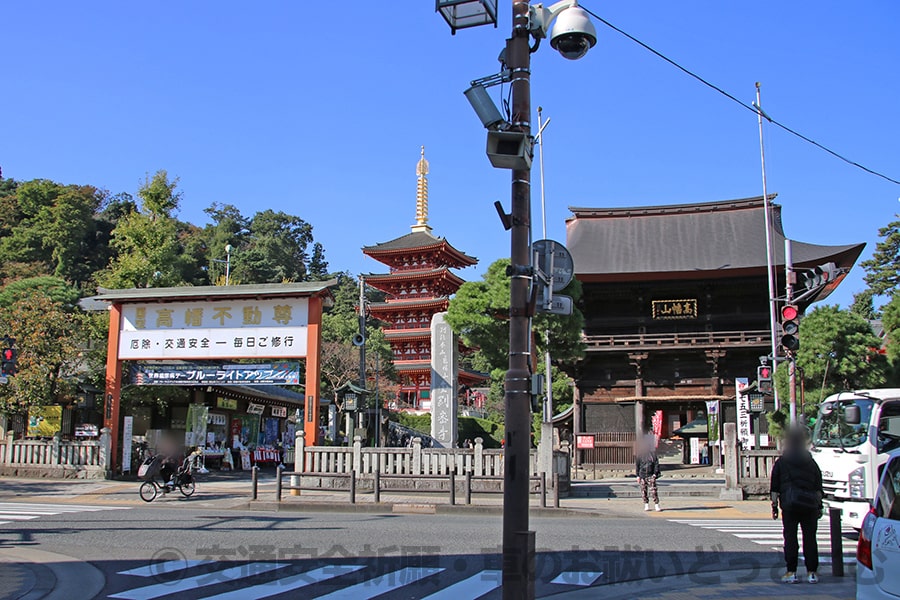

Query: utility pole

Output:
[785, 240, 797, 427]
[504, 2, 535, 597]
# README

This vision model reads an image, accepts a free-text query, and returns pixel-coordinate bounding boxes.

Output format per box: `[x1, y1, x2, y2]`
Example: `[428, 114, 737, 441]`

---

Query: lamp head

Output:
[549, 5, 596, 60]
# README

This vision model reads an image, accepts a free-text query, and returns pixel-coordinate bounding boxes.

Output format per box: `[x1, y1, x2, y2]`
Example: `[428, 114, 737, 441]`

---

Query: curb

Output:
[246, 500, 612, 519]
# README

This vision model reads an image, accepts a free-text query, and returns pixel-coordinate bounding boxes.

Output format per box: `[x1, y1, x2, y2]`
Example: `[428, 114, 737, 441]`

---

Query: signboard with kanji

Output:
[651, 299, 698, 320]
[130, 362, 301, 386]
[118, 298, 309, 359]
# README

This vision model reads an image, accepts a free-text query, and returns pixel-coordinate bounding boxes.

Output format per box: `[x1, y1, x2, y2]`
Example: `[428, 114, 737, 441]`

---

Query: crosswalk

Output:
[107, 560, 604, 600]
[670, 518, 858, 564]
[0, 501, 130, 526]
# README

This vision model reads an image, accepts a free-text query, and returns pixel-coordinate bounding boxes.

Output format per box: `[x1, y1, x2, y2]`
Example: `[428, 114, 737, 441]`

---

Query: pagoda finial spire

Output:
[412, 146, 432, 233]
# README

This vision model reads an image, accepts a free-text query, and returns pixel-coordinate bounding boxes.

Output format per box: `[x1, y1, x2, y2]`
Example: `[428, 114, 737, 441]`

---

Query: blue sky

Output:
[2, 1, 898, 308]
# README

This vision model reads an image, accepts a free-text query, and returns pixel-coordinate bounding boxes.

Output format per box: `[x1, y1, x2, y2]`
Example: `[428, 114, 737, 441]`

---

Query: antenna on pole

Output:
[536, 106, 553, 423]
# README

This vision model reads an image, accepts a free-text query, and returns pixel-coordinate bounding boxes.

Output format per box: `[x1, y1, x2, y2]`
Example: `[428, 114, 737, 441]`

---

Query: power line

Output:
[581, 6, 900, 186]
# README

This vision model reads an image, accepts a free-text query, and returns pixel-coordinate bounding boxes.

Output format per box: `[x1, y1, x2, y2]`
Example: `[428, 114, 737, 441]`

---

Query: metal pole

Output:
[829, 507, 845, 577]
[756, 83, 780, 410]
[375, 351, 381, 447]
[358, 276, 367, 441]
[785, 240, 797, 427]
[225, 245, 232, 286]
[503, 3, 535, 597]
[536, 108, 553, 423]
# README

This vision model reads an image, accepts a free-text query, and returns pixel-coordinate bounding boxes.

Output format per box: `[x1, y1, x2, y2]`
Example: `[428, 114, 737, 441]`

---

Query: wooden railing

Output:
[583, 329, 771, 352]
[1, 432, 109, 472]
[297, 434, 536, 478]
[740, 448, 780, 481]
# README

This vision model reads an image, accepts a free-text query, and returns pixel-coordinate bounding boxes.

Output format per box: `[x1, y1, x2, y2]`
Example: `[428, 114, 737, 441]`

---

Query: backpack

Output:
[780, 460, 821, 512]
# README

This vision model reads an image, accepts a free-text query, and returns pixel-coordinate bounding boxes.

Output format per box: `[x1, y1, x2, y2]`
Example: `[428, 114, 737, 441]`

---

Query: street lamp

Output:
[438, 2, 596, 598]
[225, 244, 233, 286]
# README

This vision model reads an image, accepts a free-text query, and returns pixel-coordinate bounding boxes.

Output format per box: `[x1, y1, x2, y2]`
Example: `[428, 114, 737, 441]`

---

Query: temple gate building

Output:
[363, 149, 484, 410]
[566, 196, 864, 450]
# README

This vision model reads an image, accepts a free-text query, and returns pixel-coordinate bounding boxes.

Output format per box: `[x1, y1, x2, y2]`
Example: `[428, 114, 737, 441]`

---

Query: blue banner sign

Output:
[131, 362, 300, 386]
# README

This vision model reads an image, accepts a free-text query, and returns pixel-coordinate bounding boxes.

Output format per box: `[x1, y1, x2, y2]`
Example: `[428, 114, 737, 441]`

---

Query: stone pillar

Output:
[99, 427, 112, 478]
[537, 422, 553, 482]
[412, 437, 423, 475]
[352, 435, 363, 473]
[291, 430, 305, 496]
[473, 437, 484, 476]
[720, 422, 742, 500]
[430, 312, 458, 448]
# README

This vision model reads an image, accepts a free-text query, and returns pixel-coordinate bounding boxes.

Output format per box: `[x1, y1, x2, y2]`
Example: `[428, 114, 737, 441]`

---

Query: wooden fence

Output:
[577, 432, 636, 466]
[0, 431, 110, 478]
[296, 434, 535, 478]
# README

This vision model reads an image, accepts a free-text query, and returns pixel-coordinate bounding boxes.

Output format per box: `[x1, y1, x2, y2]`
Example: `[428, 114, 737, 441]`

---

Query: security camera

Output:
[549, 5, 596, 60]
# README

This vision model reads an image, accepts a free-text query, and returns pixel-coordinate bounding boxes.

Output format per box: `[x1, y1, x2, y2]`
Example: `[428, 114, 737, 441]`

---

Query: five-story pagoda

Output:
[363, 148, 482, 410]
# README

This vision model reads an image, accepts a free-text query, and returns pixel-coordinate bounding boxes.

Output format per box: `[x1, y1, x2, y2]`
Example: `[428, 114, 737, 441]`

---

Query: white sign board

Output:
[118, 298, 309, 359]
[735, 377, 753, 449]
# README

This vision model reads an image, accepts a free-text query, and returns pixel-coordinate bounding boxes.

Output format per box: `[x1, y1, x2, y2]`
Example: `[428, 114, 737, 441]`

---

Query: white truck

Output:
[811, 389, 900, 529]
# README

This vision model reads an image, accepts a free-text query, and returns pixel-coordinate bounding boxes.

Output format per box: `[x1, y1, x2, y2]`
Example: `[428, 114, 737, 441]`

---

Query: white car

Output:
[857, 449, 900, 599]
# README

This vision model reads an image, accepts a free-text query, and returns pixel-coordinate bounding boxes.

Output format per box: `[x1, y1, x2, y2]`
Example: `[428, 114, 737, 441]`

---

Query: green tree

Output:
[446, 258, 584, 420]
[777, 305, 888, 406]
[0, 294, 85, 414]
[96, 171, 195, 288]
[0, 276, 80, 309]
[235, 210, 314, 283]
[850, 289, 878, 320]
[0, 179, 107, 285]
[447, 259, 585, 369]
[201, 203, 249, 284]
[861, 217, 900, 297]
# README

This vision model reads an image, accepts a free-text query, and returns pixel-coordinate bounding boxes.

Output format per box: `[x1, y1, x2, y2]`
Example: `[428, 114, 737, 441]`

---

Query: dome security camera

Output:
[549, 6, 597, 60]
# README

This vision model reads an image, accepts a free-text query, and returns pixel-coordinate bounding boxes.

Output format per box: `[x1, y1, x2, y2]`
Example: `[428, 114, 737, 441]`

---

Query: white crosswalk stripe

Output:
[0, 501, 129, 525]
[670, 518, 858, 564]
[109, 562, 606, 599]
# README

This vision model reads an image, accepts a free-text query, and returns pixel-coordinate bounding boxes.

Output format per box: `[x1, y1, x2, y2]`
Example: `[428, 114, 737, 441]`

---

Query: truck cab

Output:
[811, 389, 900, 529]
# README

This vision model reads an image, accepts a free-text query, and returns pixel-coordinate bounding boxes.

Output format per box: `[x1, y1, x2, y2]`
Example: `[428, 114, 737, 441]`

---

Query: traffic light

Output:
[1, 346, 17, 376]
[799, 262, 838, 292]
[757, 365, 772, 383]
[780, 304, 800, 352]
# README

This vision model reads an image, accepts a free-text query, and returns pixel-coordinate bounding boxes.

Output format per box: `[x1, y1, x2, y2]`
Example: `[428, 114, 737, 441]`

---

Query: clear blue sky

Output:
[2, 2, 898, 308]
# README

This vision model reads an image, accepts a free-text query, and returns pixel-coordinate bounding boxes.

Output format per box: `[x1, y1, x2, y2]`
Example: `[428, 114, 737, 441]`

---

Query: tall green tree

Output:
[96, 171, 196, 288]
[234, 210, 314, 283]
[861, 217, 900, 297]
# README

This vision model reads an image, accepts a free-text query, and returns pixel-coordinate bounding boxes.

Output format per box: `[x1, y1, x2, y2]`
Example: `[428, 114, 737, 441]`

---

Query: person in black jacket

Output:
[635, 436, 662, 512]
[770, 427, 823, 584]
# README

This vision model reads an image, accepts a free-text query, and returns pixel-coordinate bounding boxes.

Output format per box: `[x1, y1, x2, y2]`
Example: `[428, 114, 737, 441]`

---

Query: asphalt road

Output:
[0, 501, 799, 599]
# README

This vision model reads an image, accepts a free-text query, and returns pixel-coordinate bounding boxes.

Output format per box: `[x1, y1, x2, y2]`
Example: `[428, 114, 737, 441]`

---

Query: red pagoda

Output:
[363, 148, 483, 410]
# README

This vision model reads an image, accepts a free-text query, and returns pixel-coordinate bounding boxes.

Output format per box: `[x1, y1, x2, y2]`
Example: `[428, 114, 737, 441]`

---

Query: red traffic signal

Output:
[757, 365, 772, 382]
[1, 347, 16, 376]
[780, 304, 800, 352]
[781, 304, 799, 321]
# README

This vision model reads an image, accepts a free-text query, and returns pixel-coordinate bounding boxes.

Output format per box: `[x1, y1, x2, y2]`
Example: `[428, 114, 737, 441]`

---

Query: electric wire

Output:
[581, 6, 900, 186]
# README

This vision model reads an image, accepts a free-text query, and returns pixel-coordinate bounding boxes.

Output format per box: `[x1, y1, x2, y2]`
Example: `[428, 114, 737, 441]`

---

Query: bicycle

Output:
[138, 449, 202, 502]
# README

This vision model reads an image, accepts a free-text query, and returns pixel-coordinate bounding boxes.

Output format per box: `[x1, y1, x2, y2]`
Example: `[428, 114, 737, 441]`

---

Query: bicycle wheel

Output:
[179, 478, 196, 497]
[139, 481, 158, 502]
